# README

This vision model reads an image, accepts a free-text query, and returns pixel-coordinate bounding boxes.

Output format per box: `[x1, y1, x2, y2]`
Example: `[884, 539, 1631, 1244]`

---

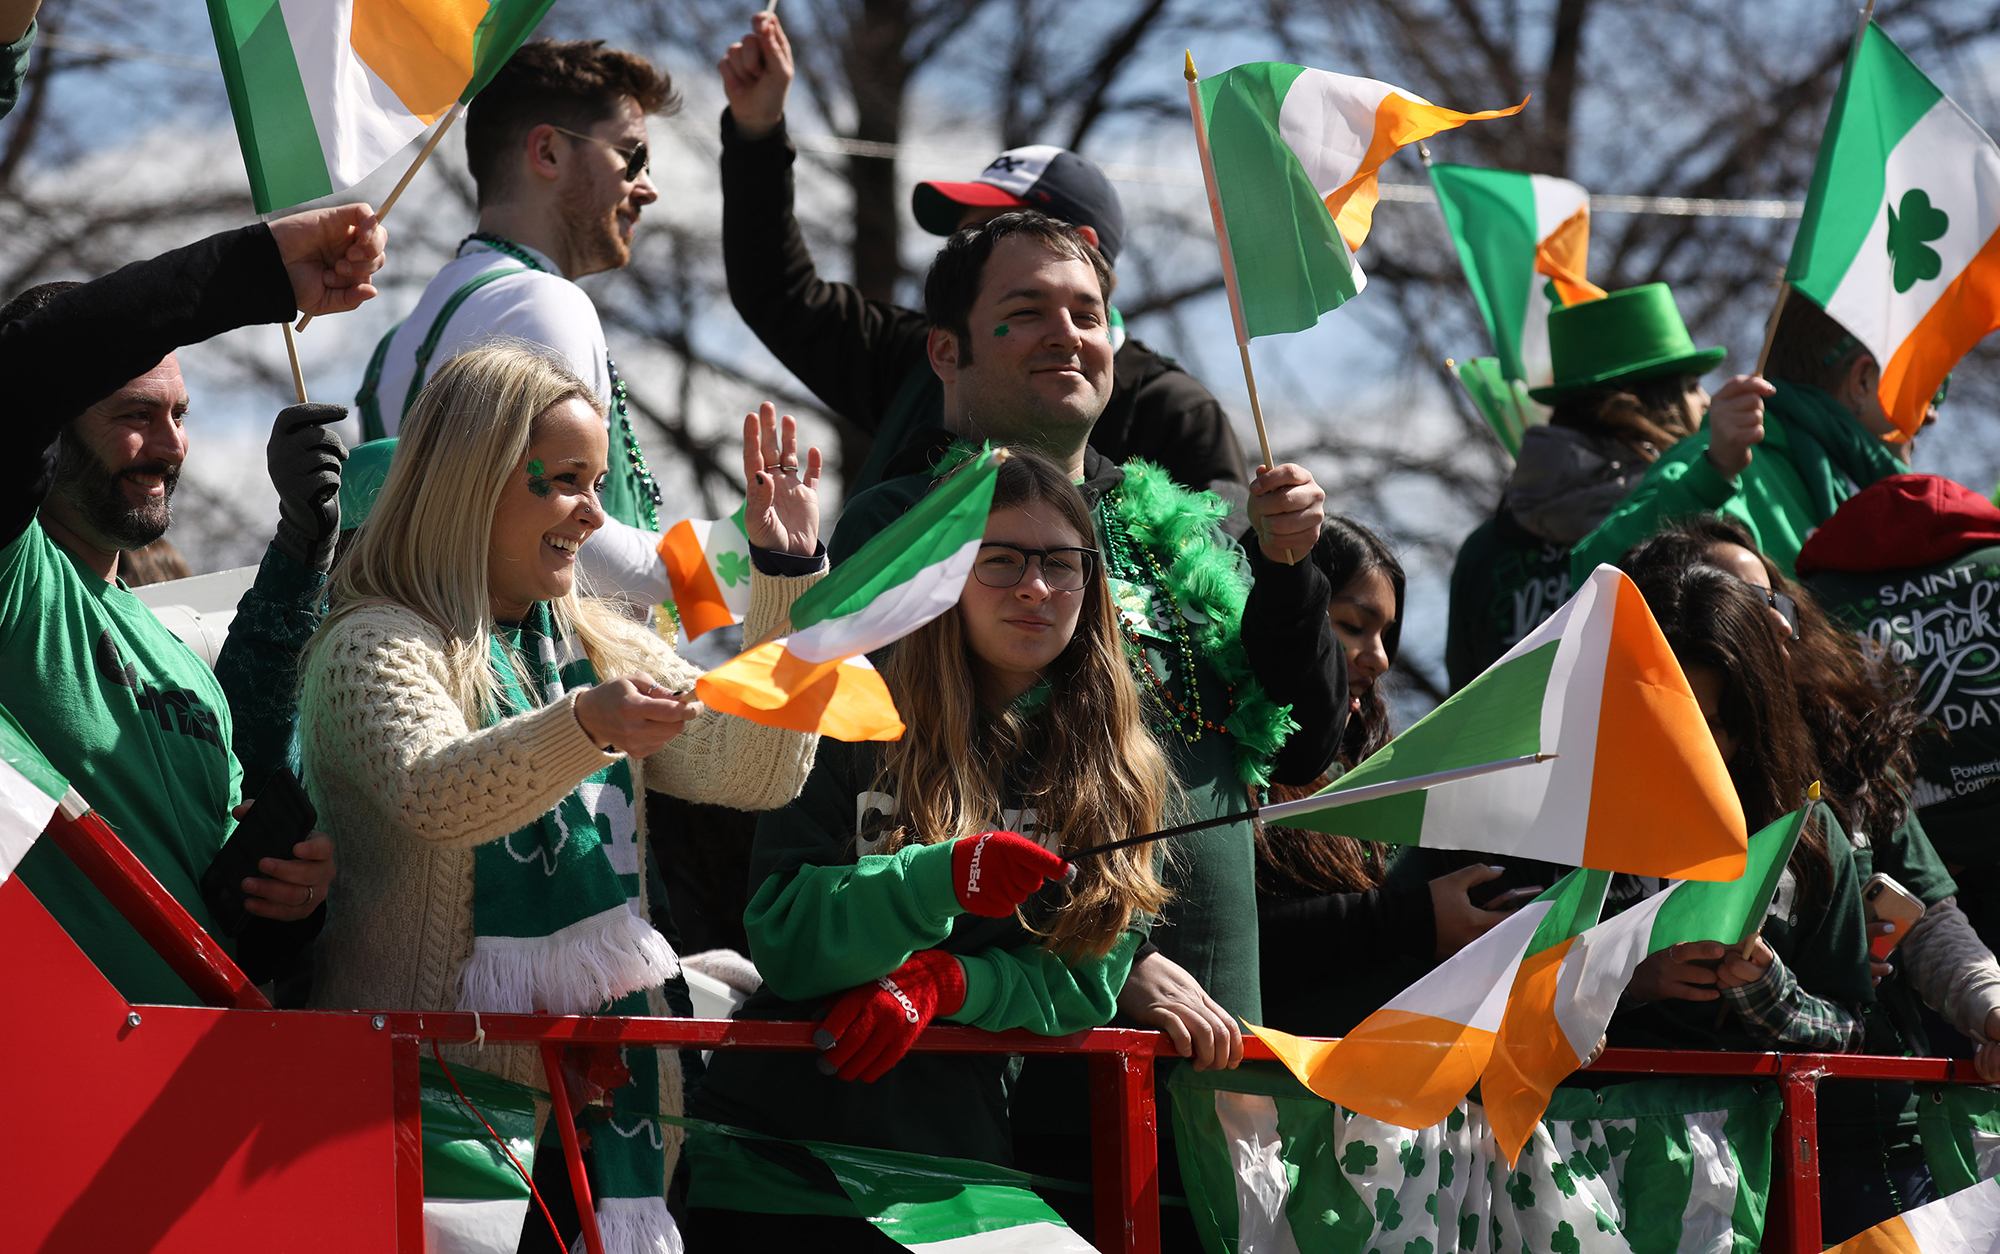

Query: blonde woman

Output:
[683, 450, 1170, 1248]
[300, 343, 823, 1254]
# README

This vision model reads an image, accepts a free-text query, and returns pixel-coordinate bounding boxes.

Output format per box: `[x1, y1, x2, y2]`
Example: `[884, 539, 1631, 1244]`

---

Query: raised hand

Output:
[742, 401, 822, 557]
[719, 11, 794, 141]
[266, 204, 387, 317]
[1246, 462, 1325, 564]
[1703, 375, 1776, 480]
[268, 403, 349, 572]
[951, 829, 1068, 917]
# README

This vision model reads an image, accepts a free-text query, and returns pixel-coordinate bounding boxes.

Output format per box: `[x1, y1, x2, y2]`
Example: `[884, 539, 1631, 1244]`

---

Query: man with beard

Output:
[0, 204, 385, 1005]
[360, 38, 673, 539]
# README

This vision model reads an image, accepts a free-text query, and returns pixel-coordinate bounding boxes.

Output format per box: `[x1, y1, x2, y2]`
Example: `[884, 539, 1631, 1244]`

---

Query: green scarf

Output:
[1767, 380, 1908, 520]
[462, 602, 677, 1250]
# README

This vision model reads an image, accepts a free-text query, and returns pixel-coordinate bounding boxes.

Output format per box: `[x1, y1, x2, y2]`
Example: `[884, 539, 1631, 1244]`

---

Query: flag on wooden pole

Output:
[207, 0, 558, 213]
[1786, 20, 2000, 437]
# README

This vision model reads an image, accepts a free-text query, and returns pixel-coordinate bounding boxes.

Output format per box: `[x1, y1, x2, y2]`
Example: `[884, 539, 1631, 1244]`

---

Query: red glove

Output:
[819, 950, 967, 1082]
[951, 830, 1068, 917]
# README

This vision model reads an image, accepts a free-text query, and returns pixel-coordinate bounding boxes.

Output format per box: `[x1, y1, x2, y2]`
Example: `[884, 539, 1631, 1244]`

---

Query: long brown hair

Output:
[1256, 517, 1403, 898]
[1621, 515, 1923, 842]
[874, 450, 1170, 960]
[1630, 562, 1834, 905]
[1548, 373, 1703, 463]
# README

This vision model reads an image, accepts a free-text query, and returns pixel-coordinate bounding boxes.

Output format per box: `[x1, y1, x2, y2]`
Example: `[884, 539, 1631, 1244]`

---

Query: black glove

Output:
[268, 404, 349, 572]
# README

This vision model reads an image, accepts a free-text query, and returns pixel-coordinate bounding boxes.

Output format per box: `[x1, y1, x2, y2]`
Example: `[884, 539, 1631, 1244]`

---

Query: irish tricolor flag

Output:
[1787, 20, 2000, 437]
[1249, 866, 1608, 1132]
[1191, 61, 1524, 338]
[1431, 164, 1604, 390]
[0, 704, 66, 884]
[1282, 566, 1748, 882]
[1479, 801, 1810, 1162]
[657, 505, 753, 641]
[697, 449, 1001, 742]
[207, 0, 556, 212]
[1831, 1172, 2000, 1254]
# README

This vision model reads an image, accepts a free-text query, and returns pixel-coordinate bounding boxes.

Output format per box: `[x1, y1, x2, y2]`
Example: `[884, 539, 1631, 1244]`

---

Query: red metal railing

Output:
[42, 797, 1994, 1254]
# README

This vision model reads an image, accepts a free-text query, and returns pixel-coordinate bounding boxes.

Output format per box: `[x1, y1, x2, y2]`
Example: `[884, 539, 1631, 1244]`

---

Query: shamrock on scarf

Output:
[715, 550, 752, 587]
[1447, 1107, 1466, 1133]
[1594, 1205, 1619, 1234]
[1506, 1170, 1536, 1210]
[1343, 1141, 1379, 1175]
[1459, 1213, 1481, 1253]
[1550, 1222, 1582, 1254]
[1603, 1123, 1637, 1158]
[1437, 1146, 1456, 1190]
[1888, 188, 1949, 293]
[1398, 1139, 1426, 1177]
[1374, 1188, 1404, 1231]
[1550, 1158, 1578, 1197]
[1406, 1238, 1434, 1254]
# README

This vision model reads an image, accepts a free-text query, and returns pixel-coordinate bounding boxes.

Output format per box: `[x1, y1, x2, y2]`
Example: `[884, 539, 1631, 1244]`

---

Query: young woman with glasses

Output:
[684, 448, 1171, 1251]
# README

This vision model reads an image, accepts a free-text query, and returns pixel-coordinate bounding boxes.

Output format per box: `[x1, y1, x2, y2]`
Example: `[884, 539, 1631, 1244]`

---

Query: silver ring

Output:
[303, 885, 314, 906]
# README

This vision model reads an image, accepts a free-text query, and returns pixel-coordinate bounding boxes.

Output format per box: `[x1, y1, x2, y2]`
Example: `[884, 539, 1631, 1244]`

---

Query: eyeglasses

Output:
[972, 544, 1099, 592]
[549, 125, 650, 181]
[1745, 583, 1801, 642]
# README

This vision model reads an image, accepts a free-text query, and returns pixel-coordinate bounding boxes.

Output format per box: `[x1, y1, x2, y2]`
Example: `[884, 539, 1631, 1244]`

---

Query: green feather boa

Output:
[1110, 461, 1298, 787]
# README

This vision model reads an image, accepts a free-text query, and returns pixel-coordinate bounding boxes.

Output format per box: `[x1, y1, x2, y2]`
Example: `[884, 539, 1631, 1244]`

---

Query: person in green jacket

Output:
[1569, 292, 1925, 583]
[685, 451, 1174, 1248]
[1447, 282, 1722, 689]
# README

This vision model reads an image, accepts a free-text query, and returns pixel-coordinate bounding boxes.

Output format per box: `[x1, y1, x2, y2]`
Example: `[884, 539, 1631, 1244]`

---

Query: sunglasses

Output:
[1745, 583, 1801, 642]
[550, 126, 650, 181]
[972, 544, 1100, 592]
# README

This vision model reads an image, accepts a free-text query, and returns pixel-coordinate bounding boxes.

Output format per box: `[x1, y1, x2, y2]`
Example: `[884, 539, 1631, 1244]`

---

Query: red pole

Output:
[541, 1042, 606, 1254]
[1090, 1047, 1160, 1254]
[392, 1032, 426, 1252]
[1772, 1060, 1823, 1253]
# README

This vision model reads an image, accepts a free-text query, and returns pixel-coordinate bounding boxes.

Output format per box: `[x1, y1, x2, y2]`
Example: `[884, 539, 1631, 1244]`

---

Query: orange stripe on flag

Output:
[350, 0, 485, 122]
[696, 640, 904, 741]
[1534, 207, 1607, 307]
[1580, 576, 1747, 881]
[1480, 937, 1580, 1165]
[658, 523, 736, 640]
[1247, 1013, 1497, 1131]
[1324, 93, 1528, 251]
[1880, 226, 2000, 439]
[1830, 1216, 1921, 1254]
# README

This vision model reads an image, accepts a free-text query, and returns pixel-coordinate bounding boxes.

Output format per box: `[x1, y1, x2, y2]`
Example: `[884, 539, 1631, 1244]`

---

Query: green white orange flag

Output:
[696, 449, 1002, 742]
[657, 505, 753, 641]
[1480, 800, 1812, 1162]
[1281, 565, 1748, 882]
[207, 0, 557, 213]
[1786, 20, 2000, 438]
[1247, 867, 1609, 1131]
[1452, 356, 1540, 457]
[0, 704, 66, 884]
[1830, 1171, 2000, 1254]
[1191, 60, 1524, 338]
[1431, 164, 1605, 389]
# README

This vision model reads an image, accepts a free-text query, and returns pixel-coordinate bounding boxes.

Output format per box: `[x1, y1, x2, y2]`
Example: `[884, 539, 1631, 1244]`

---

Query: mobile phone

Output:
[1862, 873, 1925, 960]
[200, 767, 319, 938]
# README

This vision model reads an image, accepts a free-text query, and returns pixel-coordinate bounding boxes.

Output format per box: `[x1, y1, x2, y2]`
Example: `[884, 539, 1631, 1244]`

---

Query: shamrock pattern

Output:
[714, 550, 752, 588]
[1887, 188, 1950, 293]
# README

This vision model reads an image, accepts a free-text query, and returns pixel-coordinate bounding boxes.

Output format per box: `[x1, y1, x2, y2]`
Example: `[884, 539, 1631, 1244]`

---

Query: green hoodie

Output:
[1569, 381, 1906, 582]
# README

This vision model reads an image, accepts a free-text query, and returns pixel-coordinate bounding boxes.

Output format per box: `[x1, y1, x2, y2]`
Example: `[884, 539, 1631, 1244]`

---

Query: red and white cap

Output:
[912, 145, 1126, 263]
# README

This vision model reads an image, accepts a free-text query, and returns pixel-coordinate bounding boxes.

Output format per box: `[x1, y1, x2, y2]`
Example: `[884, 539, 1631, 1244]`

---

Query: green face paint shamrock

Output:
[715, 550, 752, 588]
[1887, 188, 1949, 293]
[526, 458, 553, 498]
[993, 324, 1010, 336]
[1342, 1142, 1379, 1175]
[1374, 1188, 1403, 1231]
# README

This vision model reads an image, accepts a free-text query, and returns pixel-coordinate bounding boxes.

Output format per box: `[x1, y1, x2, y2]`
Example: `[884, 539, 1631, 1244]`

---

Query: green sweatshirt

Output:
[1569, 382, 1906, 582]
[1445, 512, 1573, 692]
[687, 738, 1144, 1216]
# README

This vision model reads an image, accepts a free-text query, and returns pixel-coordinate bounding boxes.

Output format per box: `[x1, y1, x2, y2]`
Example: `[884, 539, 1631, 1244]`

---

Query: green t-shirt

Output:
[5, 521, 242, 1004]
[1807, 546, 2000, 867]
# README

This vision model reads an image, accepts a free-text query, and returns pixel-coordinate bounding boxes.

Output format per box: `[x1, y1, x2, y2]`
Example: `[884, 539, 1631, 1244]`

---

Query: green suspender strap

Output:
[353, 262, 529, 438]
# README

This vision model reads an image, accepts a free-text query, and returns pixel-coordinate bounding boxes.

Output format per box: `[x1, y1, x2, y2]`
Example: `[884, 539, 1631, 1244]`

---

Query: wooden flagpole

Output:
[1755, 1, 1875, 377]
[294, 100, 467, 332]
[282, 322, 308, 403]
[1186, 51, 1293, 561]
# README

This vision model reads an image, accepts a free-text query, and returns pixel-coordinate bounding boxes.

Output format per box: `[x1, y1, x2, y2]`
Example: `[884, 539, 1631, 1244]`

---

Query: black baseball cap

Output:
[913, 145, 1126, 264]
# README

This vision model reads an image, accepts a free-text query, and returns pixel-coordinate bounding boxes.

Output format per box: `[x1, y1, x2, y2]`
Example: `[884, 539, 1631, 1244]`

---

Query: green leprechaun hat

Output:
[1529, 283, 1727, 404]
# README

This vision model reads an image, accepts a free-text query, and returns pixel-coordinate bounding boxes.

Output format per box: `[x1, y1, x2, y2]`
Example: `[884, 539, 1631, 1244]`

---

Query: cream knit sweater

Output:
[301, 569, 820, 1177]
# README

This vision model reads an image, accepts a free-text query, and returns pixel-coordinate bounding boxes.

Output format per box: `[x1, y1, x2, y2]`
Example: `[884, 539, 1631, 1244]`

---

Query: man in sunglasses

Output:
[357, 38, 673, 535]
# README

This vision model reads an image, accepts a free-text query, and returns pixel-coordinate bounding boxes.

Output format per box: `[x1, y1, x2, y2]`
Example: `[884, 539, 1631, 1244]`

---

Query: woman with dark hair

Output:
[1622, 516, 2000, 1242]
[1614, 563, 1874, 1055]
[684, 449, 1171, 1249]
[1256, 518, 1530, 1036]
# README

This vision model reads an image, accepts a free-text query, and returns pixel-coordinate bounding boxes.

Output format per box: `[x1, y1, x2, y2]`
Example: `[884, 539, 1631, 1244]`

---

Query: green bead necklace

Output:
[1097, 487, 1237, 743]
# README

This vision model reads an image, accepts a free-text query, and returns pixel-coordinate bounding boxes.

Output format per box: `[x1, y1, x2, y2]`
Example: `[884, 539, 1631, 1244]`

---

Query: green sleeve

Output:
[743, 750, 965, 1000]
[0, 21, 32, 124]
[1782, 818, 1877, 1009]
[1568, 438, 1741, 584]
[951, 930, 1141, 1034]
